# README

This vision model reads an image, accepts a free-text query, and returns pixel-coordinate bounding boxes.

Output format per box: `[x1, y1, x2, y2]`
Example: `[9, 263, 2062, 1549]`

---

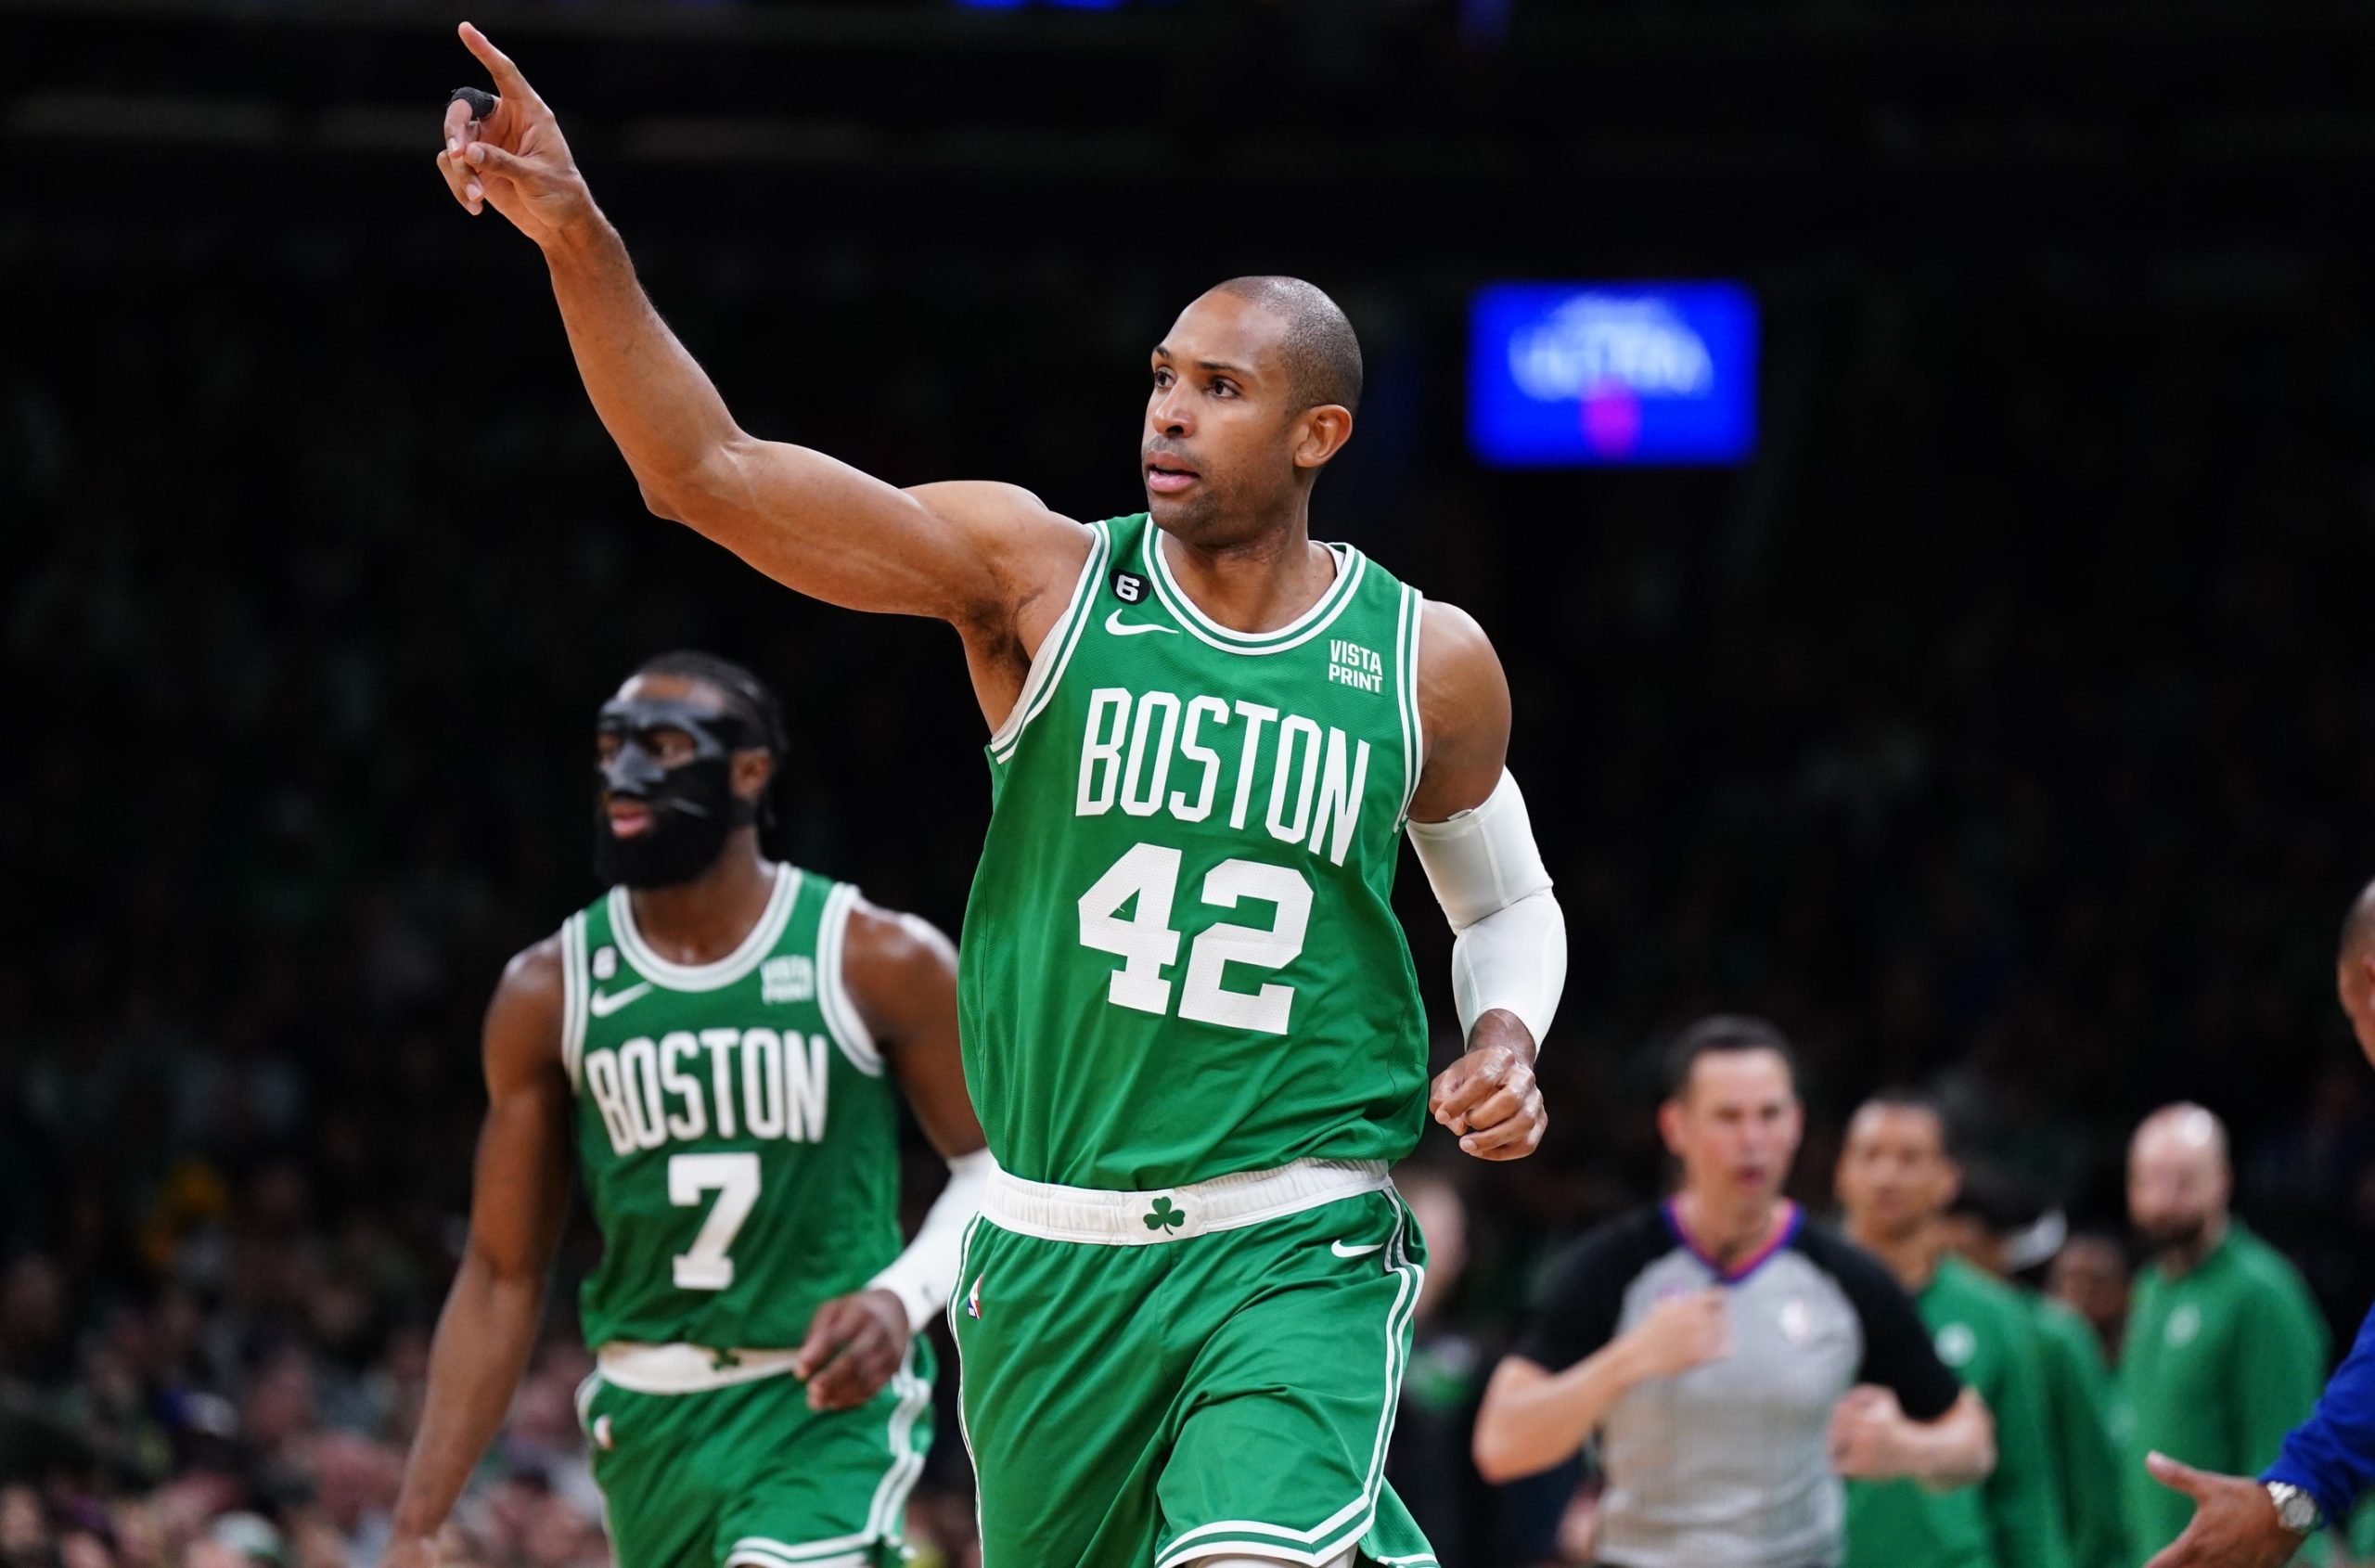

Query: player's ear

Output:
[1291, 405, 1354, 470]
[1656, 1099, 1686, 1158]
[733, 748, 774, 800]
[1939, 1160, 1962, 1209]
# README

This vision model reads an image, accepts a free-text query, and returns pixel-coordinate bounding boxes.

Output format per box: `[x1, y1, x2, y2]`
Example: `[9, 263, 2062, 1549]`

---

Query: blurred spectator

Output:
[2121, 1107, 2330, 1563]
[2049, 1235, 2136, 1366]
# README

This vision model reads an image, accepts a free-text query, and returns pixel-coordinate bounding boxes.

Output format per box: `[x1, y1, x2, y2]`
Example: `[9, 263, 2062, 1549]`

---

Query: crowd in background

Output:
[15, 1, 2375, 1560]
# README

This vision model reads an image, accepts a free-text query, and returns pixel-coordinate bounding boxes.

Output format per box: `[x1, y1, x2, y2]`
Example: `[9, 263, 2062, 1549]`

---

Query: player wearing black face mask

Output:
[389, 651, 993, 1568]
[594, 691, 770, 890]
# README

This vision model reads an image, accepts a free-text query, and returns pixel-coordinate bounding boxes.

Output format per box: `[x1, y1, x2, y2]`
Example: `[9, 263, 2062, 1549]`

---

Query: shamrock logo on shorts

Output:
[1144, 1196, 1186, 1234]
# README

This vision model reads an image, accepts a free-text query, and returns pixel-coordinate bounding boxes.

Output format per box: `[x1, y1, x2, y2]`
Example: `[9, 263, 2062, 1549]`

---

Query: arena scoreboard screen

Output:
[1468, 281, 1758, 468]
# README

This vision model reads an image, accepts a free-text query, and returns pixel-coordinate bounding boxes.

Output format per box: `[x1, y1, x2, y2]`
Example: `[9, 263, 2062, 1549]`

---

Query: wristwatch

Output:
[2266, 1482, 2323, 1535]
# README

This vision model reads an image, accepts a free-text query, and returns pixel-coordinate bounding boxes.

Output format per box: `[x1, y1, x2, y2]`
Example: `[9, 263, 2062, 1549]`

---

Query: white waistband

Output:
[596, 1342, 804, 1394]
[981, 1157, 1392, 1246]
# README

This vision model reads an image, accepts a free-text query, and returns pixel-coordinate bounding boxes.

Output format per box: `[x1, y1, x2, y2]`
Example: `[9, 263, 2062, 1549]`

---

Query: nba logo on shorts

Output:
[1112, 571, 1147, 604]
[967, 1275, 984, 1319]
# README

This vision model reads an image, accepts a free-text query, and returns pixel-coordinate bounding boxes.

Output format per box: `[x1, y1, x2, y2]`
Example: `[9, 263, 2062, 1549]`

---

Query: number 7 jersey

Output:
[559, 865, 907, 1351]
[958, 511, 1431, 1191]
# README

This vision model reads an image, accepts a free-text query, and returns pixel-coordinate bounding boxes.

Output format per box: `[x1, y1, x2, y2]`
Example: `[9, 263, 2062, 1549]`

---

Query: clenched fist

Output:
[1429, 1009, 1547, 1160]
[1829, 1385, 1916, 1479]
[1625, 1288, 1733, 1381]
[790, 1288, 911, 1412]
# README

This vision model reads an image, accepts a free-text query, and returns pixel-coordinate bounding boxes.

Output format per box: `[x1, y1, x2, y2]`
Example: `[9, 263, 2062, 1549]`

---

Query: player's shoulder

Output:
[841, 893, 957, 980]
[1416, 598, 1497, 672]
[905, 480, 1099, 636]
[2226, 1227, 2317, 1304]
[481, 931, 569, 1077]
[495, 930, 568, 1006]
[906, 481, 1089, 568]
[1938, 1255, 2029, 1319]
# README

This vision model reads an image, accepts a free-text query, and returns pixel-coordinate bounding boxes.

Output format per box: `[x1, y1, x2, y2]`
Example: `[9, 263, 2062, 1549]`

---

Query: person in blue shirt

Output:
[2143, 882, 2375, 1567]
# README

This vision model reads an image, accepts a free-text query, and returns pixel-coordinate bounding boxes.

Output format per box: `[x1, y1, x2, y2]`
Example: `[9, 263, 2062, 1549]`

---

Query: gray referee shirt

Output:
[1514, 1202, 1962, 1568]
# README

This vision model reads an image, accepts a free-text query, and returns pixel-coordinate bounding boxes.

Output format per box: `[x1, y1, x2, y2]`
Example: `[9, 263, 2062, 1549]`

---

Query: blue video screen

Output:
[1468, 282, 1758, 468]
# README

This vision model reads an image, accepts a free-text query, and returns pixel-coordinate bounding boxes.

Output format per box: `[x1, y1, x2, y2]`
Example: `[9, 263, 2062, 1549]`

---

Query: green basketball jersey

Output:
[560, 865, 905, 1351]
[957, 511, 1430, 1190]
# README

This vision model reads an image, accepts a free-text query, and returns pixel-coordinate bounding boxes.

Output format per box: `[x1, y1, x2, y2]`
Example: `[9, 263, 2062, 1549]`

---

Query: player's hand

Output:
[1625, 1288, 1730, 1381]
[1429, 1010, 1546, 1160]
[1828, 1385, 1915, 1479]
[790, 1288, 911, 1412]
[435, 22, 594, 246]
[2140, 1453, 2308, 1568]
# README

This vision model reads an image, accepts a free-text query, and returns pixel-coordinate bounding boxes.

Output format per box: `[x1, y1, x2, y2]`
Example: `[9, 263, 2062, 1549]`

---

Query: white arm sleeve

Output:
[1406, 769, 1567, 1045]
[867, 1148, 994, 1332]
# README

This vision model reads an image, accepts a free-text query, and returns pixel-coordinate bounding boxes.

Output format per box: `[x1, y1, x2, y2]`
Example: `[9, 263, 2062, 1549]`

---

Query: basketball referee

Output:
[1473, 1016, 1996, 1568]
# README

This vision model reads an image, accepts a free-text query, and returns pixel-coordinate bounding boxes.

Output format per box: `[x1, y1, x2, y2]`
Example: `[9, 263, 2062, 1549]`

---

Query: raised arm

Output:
[433, 24, 1086, 636]
[1408, 599, 1565, 1163]
[385, 938, 575, 1568]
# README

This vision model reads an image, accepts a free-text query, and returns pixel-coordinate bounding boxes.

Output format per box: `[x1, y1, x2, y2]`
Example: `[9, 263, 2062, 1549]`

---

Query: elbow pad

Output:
[1407, 770, 1567, 1044]
[868, 1148, 994, 1332]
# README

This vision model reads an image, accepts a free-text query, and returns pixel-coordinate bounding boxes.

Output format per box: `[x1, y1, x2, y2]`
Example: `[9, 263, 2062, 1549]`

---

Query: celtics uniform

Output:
[2024, 1292, 2129, 1568]
[953, 513, 1438, 1567]
[1842, 1255, 2068, 1568]
[2120, 1223, 2330, 1564]
[560, 865, 932, 1568]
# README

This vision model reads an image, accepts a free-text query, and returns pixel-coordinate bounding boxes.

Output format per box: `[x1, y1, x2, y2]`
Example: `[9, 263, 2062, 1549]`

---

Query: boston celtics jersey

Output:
[559, 865, 905, 1351]
[958, 511, 1430, 1190]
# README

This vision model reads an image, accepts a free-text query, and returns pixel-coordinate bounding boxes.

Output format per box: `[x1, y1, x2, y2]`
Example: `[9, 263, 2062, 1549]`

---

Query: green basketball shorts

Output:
[576, 1339, 935, 1568]
[948, 1158, 1440, 1568]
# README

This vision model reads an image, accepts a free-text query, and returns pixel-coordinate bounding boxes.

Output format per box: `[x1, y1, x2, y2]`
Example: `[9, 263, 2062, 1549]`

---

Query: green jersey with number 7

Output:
[958, 509, 1429, 1191]
[565, 865, 906, 1349]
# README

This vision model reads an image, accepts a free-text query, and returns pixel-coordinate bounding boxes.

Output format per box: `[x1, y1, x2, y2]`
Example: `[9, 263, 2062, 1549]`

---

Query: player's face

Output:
[1835, 1104, 1955, 1241]
[1936, 1213, 2004, 1277]
[2048, 1237, 2130, 1332]
[2126, 1125, 2228, 1253]
[1143, 292, 1347, 543]
[1666, 1049, 1804, 1207]
[592, 673, 771, 889]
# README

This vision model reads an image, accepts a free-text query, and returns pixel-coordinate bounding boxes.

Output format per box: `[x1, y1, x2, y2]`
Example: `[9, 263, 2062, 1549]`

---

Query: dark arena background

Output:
[10, 2, 2375, 1565]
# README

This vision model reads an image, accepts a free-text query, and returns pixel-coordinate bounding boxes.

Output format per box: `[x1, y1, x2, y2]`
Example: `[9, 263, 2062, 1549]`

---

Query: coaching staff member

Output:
[1473, 1016, 1996, 1568]
[2142, 880, 2375, 1567]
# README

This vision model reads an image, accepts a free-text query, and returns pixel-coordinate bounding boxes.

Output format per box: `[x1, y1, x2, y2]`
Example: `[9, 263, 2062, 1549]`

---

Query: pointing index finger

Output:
[457, 21, 544, 110]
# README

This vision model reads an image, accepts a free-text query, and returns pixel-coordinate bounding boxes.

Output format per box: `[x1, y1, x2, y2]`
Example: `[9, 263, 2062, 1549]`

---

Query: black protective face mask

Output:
[592, 698, 763, 890]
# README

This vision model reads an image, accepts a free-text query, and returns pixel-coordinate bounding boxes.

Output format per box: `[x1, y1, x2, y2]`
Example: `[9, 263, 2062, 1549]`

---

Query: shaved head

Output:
[2340, 879, 2375, 1066]
[2342, 880, 2375, 966]
[2132, 1102, 2229, 1168]
[2128, 1102, 2231, 1262]
[1210, 276, 1364, 417]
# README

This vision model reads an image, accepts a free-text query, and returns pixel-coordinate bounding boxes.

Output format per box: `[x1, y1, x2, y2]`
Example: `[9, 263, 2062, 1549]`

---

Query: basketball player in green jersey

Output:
[434, 30, 1570, 1567]
[386, 650, 991, 1568]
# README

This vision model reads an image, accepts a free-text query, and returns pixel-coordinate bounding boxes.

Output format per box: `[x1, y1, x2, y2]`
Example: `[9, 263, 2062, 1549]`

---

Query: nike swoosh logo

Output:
[588, 982, 653, 1018]
[1330, 1240, 1385, 1259]
[1106, 610, 1177, 636]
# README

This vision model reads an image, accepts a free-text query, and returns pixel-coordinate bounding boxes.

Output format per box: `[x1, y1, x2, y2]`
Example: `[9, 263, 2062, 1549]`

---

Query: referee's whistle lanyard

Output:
[1666, 1196, 1800, 1282]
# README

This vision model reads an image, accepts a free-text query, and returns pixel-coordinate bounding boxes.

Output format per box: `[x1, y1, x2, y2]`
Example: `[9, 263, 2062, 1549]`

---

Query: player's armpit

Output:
[1407, 599, 1513, 824]
[904, 481, 1098, 649]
